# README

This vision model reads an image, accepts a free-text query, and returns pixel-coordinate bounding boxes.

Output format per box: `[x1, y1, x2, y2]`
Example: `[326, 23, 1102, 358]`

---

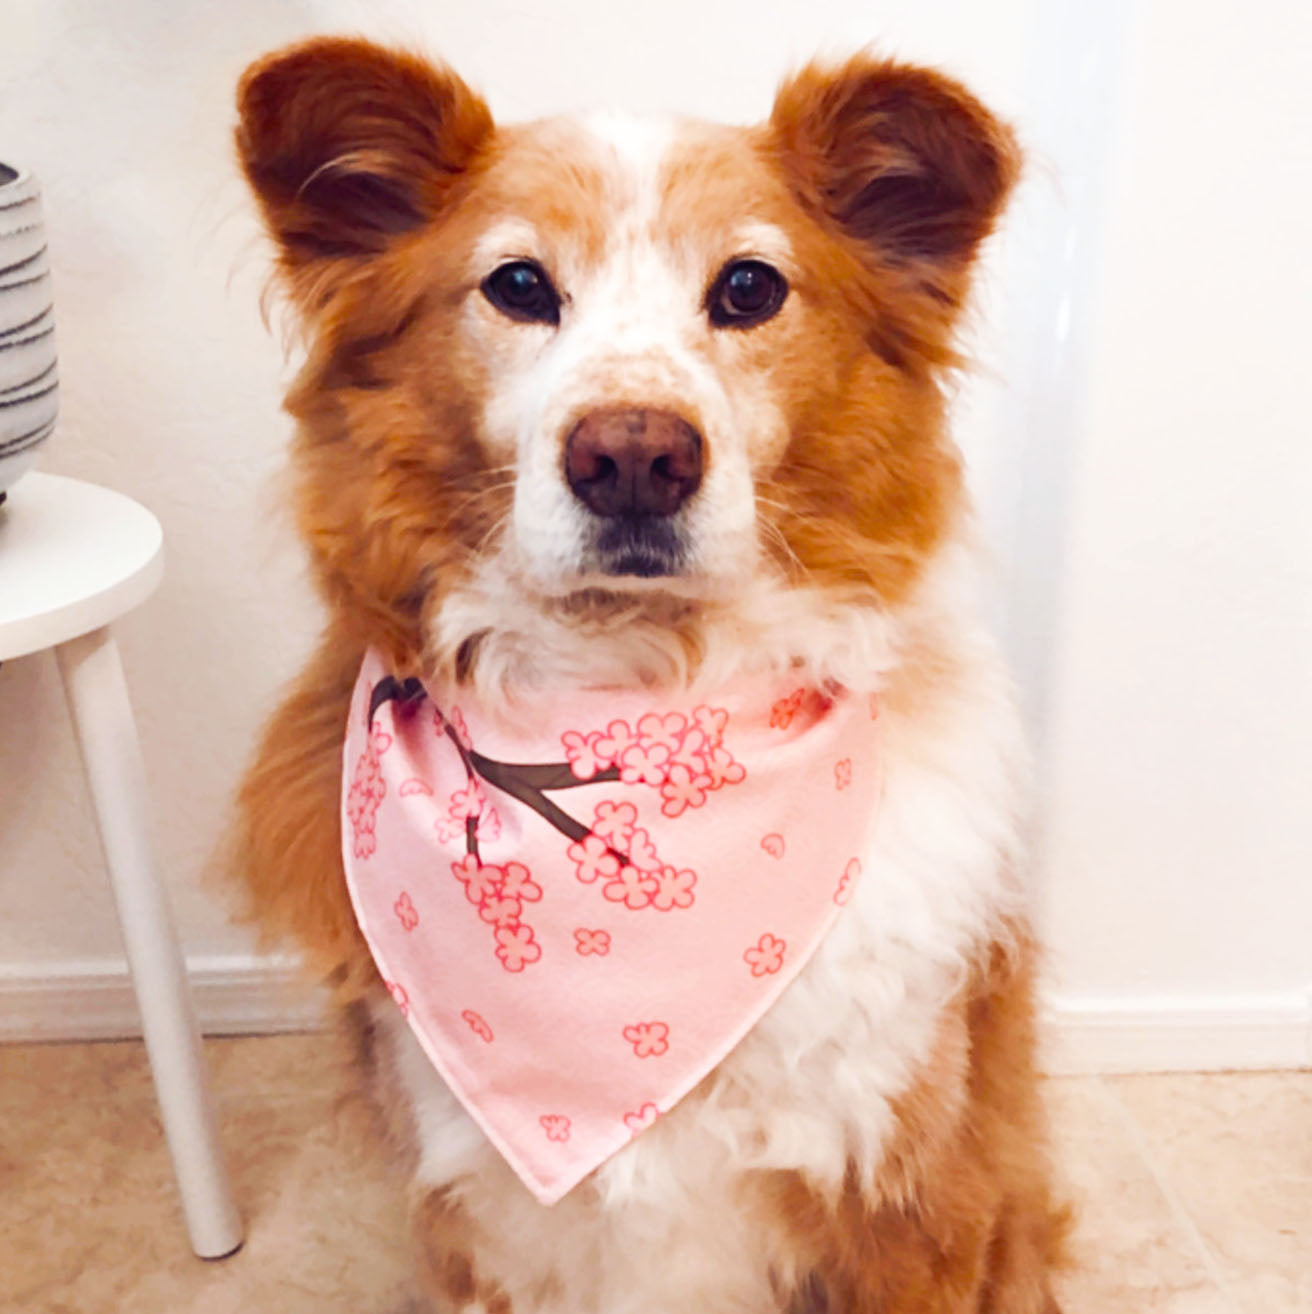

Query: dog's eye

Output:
[707, 260, 788, 328]
[482, 261, 561, 325]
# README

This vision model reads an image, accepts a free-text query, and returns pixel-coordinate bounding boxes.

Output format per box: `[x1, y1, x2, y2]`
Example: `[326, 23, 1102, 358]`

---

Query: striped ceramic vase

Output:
[0, 165, 57, 497]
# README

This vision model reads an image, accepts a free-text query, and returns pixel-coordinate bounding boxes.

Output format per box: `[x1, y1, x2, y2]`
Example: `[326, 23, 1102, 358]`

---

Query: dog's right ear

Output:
[236, 38, 492, 291]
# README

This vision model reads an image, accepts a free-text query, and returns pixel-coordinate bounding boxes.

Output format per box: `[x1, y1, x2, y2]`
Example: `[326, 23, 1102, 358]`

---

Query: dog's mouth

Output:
[588, 515, 687, 579]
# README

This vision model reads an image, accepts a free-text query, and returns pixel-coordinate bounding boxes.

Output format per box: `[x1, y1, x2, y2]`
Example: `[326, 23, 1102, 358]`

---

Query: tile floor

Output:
[0, 1033, 1307, 1313]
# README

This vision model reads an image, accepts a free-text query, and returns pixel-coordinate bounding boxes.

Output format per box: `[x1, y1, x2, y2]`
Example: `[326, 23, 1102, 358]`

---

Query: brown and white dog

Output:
[230, 36, 1068, 1313]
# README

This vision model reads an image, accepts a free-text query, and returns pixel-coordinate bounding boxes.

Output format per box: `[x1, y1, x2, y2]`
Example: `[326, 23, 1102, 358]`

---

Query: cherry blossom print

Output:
[451, 854, 503, 906]
[834, 758, 853, 791]
[398, 777, 432, 797]
[345, 726, 391, 859]
[540, 1114, 571, 1142]
[650, 866, 697, 912]
[449, 778, 490, 820]
[385, 980, 409, 1017]
[660, 763, 708, 818]
[623, 1102, 660, 1134]
[461, 1009, 494, 1043]
[623, 1021, 670, 1058]
[669, 726, 709, 775]
[703, 746, 746, 790]
[618, 739, 670, 787]
[592, 800, 638, 847]
[562, 729, 608, 780]
[691, 704, 729, 749]
[761, 833, 785, 859]
[445, 706, 472, 749]
[475, 806, 502, 842]
[770, 688, 805, 730]
[500, 861, 542, 904]
[568, 833, 622, 885]
[594, 718, 637, 761]
[479, 894, 523, 928]
[434, 815, 463, 845]
[744, 933, 787, 977]
[835, 857, 861, 906]
[625, 826, 662, 873]
[574, 928, 612, 957]
[603, 865, 658, 910]
[495, 923, 542, 973]
[393, 891, 419, 931]
[636, 711, 687, 752]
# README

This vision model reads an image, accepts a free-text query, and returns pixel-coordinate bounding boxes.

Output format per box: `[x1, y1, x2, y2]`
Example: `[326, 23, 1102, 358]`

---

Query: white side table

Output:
[0, 473, 243, 1259]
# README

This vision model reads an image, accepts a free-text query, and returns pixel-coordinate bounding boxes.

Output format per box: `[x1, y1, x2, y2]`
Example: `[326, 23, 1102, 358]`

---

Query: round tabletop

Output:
[0, 473, 164, 661]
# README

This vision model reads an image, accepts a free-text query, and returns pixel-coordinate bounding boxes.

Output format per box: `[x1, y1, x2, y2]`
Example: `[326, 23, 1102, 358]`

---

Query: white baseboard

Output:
[0, 954, 325, 1043]
[1041, 992, 1312, 1074]
[1, 956, 1308, 1073]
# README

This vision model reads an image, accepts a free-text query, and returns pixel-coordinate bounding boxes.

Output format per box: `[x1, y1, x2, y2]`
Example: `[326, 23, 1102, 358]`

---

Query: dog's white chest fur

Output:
[375, 599, 1025, 1314]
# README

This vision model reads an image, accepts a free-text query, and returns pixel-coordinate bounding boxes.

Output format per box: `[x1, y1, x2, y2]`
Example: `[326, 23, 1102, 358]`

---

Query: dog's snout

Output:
[564, 409, 703, 517]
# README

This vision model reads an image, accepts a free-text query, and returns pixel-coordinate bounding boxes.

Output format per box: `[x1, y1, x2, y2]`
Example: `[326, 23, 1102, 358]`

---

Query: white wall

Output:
[1, 0, 1307, 1067]
[1037, 1, 1312, 1018]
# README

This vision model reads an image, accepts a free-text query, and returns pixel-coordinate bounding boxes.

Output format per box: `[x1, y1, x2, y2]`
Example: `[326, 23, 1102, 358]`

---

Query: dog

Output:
[229, 35, 1068, 1313]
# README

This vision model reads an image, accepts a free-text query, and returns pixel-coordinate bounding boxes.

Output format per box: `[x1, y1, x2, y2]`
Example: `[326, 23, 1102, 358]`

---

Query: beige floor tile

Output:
[0, 1035, 414, 1314]
[1108, 1072, 1312, 1314]
[1043, 1077, 1235, 1312]
[4, 1040, 1306, 1312]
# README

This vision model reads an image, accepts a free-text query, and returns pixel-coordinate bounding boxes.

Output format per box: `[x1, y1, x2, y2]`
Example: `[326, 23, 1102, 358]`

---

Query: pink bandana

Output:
[341, 649, 882, 1204]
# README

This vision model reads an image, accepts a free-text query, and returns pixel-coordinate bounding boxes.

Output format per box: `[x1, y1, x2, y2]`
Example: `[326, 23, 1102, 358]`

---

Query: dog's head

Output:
[237, 39, 1016, 677]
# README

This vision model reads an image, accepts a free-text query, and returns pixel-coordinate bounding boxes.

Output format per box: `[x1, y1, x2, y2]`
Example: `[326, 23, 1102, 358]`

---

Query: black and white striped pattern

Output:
[0, 166, 58, 493]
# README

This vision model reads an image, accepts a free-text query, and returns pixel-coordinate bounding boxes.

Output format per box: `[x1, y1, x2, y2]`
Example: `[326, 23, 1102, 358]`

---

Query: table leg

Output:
[56, 626, 243, 1259]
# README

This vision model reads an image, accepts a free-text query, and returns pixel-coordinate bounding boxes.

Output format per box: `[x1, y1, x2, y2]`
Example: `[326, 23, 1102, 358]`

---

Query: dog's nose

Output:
[564, 409, 703, 517]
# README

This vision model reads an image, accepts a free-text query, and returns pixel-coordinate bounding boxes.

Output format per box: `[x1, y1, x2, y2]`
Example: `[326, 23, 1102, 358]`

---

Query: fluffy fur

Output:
[229, 36, 1067, 1312]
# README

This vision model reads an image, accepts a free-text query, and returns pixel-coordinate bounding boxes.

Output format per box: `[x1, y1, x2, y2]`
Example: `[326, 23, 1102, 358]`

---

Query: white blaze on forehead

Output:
[581, 111, 679, 231]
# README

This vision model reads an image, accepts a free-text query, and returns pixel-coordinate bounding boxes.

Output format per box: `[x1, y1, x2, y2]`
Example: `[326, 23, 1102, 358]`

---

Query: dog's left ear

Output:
[236, 37, 493, 301]
[770, 56, 1019, 298]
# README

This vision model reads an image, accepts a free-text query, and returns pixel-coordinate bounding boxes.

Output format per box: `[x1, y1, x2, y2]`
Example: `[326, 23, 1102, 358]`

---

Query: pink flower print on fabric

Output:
[398, 777, 432, 797]
[342, 650, 883, 1205]
[449, 779, 488, 820]
[770, 689, 805, 730]
[660, 763, 708, 818]
[495, 923, 541, 973]
[594, 719, 638, 762]
[692, 704, 728, 748]
[651, 866, 697, 911]
[562, 729, 607, 781]
[603, 865, 658, 910]
[500, 861, 542, 904]
[704, 746, 746, 790]
[386, 980, 409, 1017]
[451, 854, 501, 906]
[393, 891, 419, 931]
[834, 758, 853, 791]
[568, 833, 621, 885]
[623, 1021, 670, 1058]
[623, 1102, 660, 1134]
[593, 800, 637, 847]
[835, 857, 861, 906]
[636, 711, 686, 752]
[744, 933, 787, 977]
[619, 740, 670, 787]
[540, 1114, 571, 1142]
[345, 727, 391, 859]
[625, 826, 661, 873]
[574, 928, 611, 957]
[461, 1009, 494, 1043]
[479, 894, 523, 928]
